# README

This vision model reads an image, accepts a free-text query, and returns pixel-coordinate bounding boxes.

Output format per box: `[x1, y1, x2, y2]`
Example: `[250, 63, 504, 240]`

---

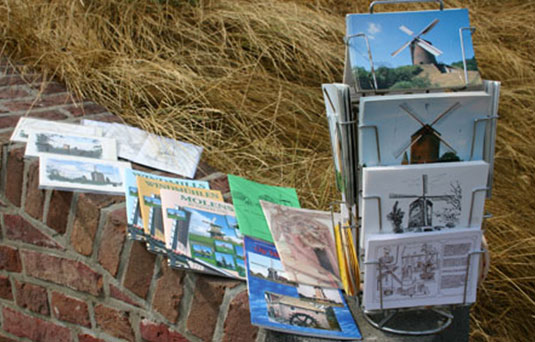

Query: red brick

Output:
[24, 162, 45, 219]
[139, 320, 188, 342]
[4, 214, 62, 249]
[151, 261, 185, 323]
[123, 241, 156, 299]
[94, 305, 134, 342]
[0, 87, 30, 100]
[65, 102, 108, 117]
[110, 284, 141, 308]
[98, 208, 127, 276]
[78, 334, 105, 342]
[31, 82, 67, 95]
[22, 250, 103, 296]
[51, 291, 90, 327]
[14, 280, 49, 315]
[209, 175, 230, 194]
[0, 334, 17, 342]
[0, 276, 13, 300]
[187, 276, 240, 341]
[86, 113, 122, 123]
[195, 161, 218, 179]
[4, 94, 79, 112]
[0, 245, 22, 272]
[0, 129, 14, 144]
[222, 290, 258, 342]
[46, 190, 73, 234]
[2, 307, 72, 342]
[0, 75, 35, 87]
[0, 115, 21, 129]
[5, 148, 24, 207]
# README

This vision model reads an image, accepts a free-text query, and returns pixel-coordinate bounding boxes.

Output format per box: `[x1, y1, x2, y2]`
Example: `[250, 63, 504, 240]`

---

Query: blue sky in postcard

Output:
[48, 158, 121, 182]
[347, 9, 475, 71]
[187, 208, 241, 244]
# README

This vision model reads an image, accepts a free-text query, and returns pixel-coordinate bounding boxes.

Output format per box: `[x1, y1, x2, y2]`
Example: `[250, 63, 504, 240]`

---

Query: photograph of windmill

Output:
[347, 9, 482, 91]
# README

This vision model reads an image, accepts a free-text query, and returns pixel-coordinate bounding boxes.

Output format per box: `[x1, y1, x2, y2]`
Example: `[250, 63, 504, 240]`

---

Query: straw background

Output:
[0, 0, 533, 340]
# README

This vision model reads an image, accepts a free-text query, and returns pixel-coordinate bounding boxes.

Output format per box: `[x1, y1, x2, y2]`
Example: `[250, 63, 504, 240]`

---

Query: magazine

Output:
[227, 174, 300, 243]
[245, 236, 361, 340]
[11, 117, 103, 143]
[160, 189, 245, 279]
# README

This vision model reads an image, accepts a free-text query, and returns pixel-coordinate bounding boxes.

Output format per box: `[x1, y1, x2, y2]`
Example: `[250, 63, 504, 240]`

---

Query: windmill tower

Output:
[391, 19, 443, 67]
[203, 217, 224, 239]
[250, 258, 280, 281]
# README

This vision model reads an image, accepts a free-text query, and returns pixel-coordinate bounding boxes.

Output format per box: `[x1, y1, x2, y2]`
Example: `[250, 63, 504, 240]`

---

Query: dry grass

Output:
[0, 0, 533, 340]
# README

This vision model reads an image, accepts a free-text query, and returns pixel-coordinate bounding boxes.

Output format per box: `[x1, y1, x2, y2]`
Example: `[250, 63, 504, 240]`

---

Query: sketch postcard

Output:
[11, 117, 103, 143]
[160, 189, 245, 279]
[228, 174, 301, 243]
[39, 154, 131, 195]
[260, 201, 341, 289]
[358, 91, 492, 167]
[361, 161, 488, 248]
[346, 9, 482, 92]
[25, 130, 117, 160]
[245, 236, 361, 340]
[363, 228, 482, 310]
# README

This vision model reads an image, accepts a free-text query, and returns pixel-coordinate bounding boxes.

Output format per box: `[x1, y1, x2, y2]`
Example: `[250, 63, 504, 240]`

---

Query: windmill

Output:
[250, 258, 281, 281]
[202, 217, 224, 239]
[389, 175, 455, 231]
[393, 101, 461, 164]
[391, 19, 443, 66]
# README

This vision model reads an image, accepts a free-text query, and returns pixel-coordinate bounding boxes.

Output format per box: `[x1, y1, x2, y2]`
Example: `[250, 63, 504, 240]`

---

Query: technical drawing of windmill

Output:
[389, 175, 455, 231]
[394, 101, 461, 164]
[391, 18, 443, 66]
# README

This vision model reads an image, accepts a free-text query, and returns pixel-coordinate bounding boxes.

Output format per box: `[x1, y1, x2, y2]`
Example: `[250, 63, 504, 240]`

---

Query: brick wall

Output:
[0, 59, 259, 342]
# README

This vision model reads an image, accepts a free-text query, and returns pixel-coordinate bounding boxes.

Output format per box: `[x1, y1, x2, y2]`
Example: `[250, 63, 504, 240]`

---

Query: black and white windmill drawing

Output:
[391, 19, 443, 66]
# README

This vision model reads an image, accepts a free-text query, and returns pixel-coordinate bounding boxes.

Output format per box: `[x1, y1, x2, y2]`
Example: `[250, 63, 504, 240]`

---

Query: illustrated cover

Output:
[363, 228, 482, 310]
[25, 130, 117, 160]
[11, 117, 103, 143]
[123, 168, 209, 241]
[136, 175, 222, 255]
[245, 236, 361, 340]
[358, 91, 492, 167]
[346, 9, 482, 92]
[39, 154, 131, 195]
[227, 174, 300, 243]
[160, 189, 245, 279]
[361, 161, 489, 248]
[260, 201, 341, 289]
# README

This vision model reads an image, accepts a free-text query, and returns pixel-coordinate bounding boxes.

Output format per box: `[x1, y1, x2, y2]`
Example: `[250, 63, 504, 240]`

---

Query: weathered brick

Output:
[4, 214, 62, 249]
[46, 190, 73, 234]
[22, 250, 103, 296]
[187, 276, 240, 341]
[2, 307, 72, 342]
[0, 74, 36, 87]
[0, 111, 67, 129]
[195, 161, 218, 179]
[151, 261, 185, 323]
[14, 280, 49, 315]
[98, 208, 127, 276]
[65, 102, 108, 117]
[0, 129, 14, 144]
[0, 275, 13, 300]
[139, 320, 188, 342]
[0, 87, 30, 100]
[110, 284, 141, 308]
[123, 241, 156, 299]
[51, 291, 90, 327]
[0, 245, 22, 272]
[0, 115, 21, 129]
[24, 162, 45, 219]
[4, 94, 79, 112]
[222, 290, 258, 342]
[32, 82, 67, 95]
[0, 334, 17, 342]
[5, 148, 24, 207]
[94, 305, 134, 342]
[78, 334, 105, 342]
[209, 175, 230, 194]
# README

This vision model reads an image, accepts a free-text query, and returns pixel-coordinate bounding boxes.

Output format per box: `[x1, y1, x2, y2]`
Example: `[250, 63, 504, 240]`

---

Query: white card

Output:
[10, 118, 102, 143]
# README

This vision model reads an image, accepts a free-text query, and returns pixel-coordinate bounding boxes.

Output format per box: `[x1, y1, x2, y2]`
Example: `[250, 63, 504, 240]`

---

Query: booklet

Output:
[160, 189, 245, 279]
[227, 174, 300, 243]
[363, 228, 482, 310]
[245, 236, 361, 340]
[260, 201, 342, 289]
[39, 154, 131, 195]
[11, 117, 103, 143]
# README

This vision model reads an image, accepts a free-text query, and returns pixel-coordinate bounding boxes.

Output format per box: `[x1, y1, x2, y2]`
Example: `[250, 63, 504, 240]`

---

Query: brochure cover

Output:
[363, 228, 482, 310]
[227, 174, 300, 243]
[245, 236, 361, 340]
[11, 117, 102, 143]
[39, 154, 131, 195]
[260, 201, 341, 289]
[160, 189, 245, 279]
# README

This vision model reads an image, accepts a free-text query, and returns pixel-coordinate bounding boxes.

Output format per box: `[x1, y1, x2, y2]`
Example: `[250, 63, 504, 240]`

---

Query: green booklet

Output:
[227, 174, 300, 242]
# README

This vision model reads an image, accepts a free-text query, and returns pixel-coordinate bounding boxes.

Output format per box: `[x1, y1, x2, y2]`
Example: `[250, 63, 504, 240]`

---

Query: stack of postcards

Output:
[323, 7, 499, 313]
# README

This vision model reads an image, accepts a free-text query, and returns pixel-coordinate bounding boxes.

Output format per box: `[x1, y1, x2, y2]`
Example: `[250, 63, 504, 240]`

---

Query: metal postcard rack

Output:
[327, 0, 500, 336]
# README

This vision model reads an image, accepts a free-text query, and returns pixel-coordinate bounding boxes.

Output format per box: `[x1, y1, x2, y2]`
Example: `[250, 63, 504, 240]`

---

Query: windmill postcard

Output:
[11, 117, 102, 143]
[358, 91, 492, 166]
[361, 161, 488, 248]
[346, 9, 482, 92]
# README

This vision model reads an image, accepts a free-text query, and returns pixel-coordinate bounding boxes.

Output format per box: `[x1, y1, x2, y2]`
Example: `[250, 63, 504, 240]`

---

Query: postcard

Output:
[245, 236, 361, 340]
[358, 91, 492, 167]
[260, 201, 341, 289]
[25, 130, 117, 160]
[346, 9, 482, 92]
[227, 174, 300, 243]
[11, 117, 103, 143]
[363, 228, 482, 310]
[361, 161, 489, 248]
[160, 189, 245, 279]
[39, 154, 131, 195]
